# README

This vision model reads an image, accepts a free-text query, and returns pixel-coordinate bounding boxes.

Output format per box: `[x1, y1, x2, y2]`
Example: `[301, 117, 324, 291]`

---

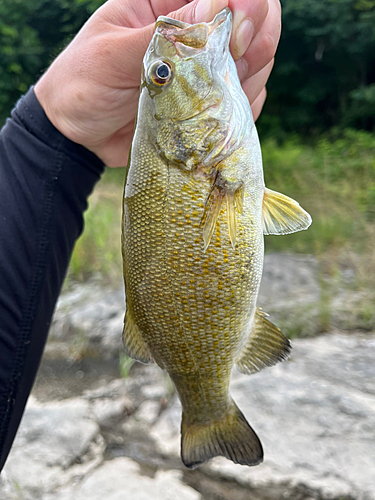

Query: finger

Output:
[242, 0, 281, 77]
[150, 0, 190, 18]
[99, 0, 228, 84]
[241, 58, 274, 103]
[100, 0, 189, 28]
[169, 0, 228, 24]
[229, 0, 269, 60]
[251, 87, 267, 122]
[168, 0, 269, 62]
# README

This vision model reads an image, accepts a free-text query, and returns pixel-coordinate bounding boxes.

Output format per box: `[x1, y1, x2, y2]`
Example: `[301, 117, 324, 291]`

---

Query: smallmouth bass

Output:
[122, 8, 311, 469]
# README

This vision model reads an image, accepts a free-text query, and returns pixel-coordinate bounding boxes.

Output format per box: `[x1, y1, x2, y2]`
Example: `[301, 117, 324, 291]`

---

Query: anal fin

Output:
[123, 309, 153, 364]
[262, 187, 312, 235]
[236, 308, 291, 375]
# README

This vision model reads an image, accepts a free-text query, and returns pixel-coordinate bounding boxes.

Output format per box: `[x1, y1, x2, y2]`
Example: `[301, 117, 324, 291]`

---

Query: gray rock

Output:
[43, 458, 201, 500]
[135, 400, 162, 425]
[258, 253, 322, 336]
[2, 397, 101, 497]
[4, 332, 375, 499]
[150, 333, 375, 500]
[0, 472, 19, 500]
[90, 397, 130, 427]
[260, 253, 321, 306]
[50, 283, 126, 357]
[10, 256, 374, 499]
[48, 254, 374, 361]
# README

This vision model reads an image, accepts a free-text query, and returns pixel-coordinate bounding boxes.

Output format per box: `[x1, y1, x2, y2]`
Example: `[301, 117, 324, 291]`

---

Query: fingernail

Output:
[234, 18, 254, 59]
[195, 0, 227, 23]
[195, 0, 214, 22]
[235, 57, 248, 82]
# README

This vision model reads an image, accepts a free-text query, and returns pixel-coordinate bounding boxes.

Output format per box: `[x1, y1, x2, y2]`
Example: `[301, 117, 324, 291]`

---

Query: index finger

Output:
[167, 0, 269, 61]
[228, 0, 269, 60]
[240, 0, 281, 77]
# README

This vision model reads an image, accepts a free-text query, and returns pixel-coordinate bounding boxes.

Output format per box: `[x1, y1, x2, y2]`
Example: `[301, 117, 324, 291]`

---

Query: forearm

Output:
[0, 88, 104, 471]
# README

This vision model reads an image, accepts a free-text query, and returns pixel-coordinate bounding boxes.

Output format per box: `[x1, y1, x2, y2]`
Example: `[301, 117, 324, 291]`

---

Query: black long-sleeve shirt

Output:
[0, 88, 105, 471]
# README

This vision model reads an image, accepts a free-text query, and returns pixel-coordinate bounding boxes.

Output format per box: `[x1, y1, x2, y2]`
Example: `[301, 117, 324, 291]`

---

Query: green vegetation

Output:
[1, 0, 375, 135]
[263, 129, 375, 256]
[67, 167, 126, 284]
[0, 0, 104, 124]
[68, 130, 375, 296]
[1, 0, 374, 333]
[119, 353, 135, 378]
[259, 0, 375, 137]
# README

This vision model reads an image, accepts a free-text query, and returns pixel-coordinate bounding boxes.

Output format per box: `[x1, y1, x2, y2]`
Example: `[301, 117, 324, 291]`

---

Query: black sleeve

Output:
[0, 87, 105, 471]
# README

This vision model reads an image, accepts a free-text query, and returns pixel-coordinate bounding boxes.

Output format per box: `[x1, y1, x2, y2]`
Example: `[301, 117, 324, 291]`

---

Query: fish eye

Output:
[150, 60, 173, 86]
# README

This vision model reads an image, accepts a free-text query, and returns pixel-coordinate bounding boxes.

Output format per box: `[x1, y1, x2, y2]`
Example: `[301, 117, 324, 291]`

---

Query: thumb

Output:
[123, 0, 229, 80]
[169, 0, 229, 24]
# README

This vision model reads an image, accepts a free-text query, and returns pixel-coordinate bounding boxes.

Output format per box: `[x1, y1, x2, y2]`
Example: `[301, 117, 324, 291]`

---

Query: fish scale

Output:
[122, 8, 311, 469]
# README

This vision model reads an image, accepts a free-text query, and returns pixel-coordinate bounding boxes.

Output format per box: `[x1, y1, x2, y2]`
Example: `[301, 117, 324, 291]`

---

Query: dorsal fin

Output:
[262, 188, 312, 235]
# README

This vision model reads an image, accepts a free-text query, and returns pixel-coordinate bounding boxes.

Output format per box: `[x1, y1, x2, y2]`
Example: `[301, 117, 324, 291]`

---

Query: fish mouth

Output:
[155, 8, 232, 50]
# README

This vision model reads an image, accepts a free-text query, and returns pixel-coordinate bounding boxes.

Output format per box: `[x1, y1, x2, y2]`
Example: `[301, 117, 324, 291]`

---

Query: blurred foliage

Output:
[263, 128, 375, 254]
[68, 130, 375, 285]
[258, 0, 375, 137]
[68, 167, 125, 283]
[0, 0, 375, 136]
[0, 0, 105, 123]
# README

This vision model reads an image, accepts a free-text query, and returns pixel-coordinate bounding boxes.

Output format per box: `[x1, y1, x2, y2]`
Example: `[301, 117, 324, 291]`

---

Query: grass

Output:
[119, 353, 136, 378]
[66, 129, 375, 334]
[263, 129, 375, 256]
[66, 167, 126, 285]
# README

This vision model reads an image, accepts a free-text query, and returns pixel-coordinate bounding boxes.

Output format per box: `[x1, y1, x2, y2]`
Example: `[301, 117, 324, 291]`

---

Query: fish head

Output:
[142, 9, 245, 171]
[143, 8, 231, 119]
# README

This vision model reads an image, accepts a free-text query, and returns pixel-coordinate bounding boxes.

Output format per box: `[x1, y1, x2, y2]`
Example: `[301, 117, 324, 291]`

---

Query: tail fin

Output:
[181, 399, 263, 469]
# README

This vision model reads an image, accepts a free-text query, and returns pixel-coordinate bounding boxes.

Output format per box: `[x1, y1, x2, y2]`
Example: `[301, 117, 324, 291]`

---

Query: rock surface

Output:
[2, 332, 375, 500]
[2, 253, 374, 499]
[43, 458, 200, 500]
[48, 254, 375, 358]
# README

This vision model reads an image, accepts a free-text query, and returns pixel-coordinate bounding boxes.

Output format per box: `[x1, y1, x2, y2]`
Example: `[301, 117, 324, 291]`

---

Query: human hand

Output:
[34, 0, 281, 167]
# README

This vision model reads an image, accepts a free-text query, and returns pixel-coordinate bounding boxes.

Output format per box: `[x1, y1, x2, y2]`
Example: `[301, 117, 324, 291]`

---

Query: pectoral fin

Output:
[123, 309, 153, 364]
[235, 308, 291, 375]
[262, 188, 312, 235]
[201, 186, 225, 252]
[226, 192, 237, 249]
[201, 183, 244, 251]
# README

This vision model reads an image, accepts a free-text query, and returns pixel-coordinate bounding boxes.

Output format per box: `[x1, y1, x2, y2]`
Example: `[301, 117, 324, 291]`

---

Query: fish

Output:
[122, 8, 311, 469]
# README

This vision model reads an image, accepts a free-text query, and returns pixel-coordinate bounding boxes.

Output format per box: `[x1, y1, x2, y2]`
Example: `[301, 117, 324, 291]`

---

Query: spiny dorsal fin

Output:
[235, 308, 291, 375]
[123, 309, 153, 364]
[262, 188, 312, 235]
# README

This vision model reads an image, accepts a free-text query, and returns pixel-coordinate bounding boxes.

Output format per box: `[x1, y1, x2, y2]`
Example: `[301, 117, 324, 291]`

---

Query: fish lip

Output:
[154, 8, 232, 47]
[208, 7, 232, 33]
[155, 8, 231, 31]
[155, 16, 190, 31]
